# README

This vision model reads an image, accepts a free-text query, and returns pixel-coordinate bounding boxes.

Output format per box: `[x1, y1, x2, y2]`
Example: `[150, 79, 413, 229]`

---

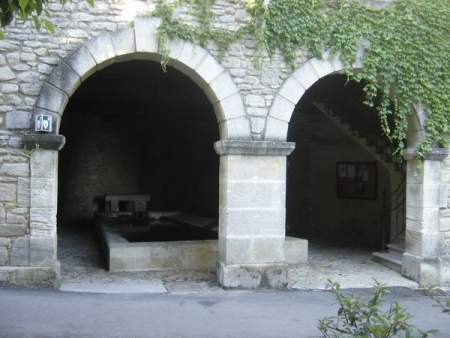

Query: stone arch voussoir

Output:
[265, 55, 426, 142]
[32, 17, 250, 140]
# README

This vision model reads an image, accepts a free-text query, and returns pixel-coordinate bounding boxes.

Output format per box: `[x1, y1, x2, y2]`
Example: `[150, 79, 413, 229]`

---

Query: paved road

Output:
[1, 284, 449, 338]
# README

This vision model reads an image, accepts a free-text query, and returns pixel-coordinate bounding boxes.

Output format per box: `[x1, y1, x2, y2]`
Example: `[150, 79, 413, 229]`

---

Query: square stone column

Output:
[402, 148, 449, 286]
[214, 140, 295, 288]
[30, 150, 59, 267]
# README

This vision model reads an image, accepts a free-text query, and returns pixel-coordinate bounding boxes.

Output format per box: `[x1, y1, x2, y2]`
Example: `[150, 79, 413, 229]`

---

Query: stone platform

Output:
[95, 212, 308, 273]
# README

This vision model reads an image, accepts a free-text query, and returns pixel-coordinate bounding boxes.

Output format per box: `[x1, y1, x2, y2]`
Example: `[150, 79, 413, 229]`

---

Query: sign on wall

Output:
[337, 162, 377, 200]
[35, 114, 52, 133]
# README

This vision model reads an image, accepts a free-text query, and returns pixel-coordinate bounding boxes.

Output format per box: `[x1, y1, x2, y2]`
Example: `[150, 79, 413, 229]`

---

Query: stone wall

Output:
[0, 0, 447, 287]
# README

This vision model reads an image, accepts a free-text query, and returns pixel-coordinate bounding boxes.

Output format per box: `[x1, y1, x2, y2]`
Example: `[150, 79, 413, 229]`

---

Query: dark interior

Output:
[58, 61, 220, 239]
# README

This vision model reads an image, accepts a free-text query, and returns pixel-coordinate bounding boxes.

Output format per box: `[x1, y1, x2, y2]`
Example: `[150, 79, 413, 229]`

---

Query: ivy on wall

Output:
[151, 0, 450, 159]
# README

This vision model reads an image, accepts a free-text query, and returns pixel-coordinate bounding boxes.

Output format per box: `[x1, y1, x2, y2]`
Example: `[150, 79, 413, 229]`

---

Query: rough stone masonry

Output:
[0, 0, 448, 288]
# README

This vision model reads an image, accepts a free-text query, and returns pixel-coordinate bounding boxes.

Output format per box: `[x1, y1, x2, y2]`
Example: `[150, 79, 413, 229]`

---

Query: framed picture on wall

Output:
[336, 162, 377, 200]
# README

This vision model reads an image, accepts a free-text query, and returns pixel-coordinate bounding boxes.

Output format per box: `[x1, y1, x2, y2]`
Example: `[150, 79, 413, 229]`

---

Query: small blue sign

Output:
[35, 114, 52, 133]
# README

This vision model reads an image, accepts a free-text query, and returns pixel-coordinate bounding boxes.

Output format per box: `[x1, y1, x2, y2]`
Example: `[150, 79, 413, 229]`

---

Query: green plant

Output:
[0, 0, 94, 37]
[424, 286, 450, 317]
[318, 279, 436, 337]
[151, 0, 450, 160]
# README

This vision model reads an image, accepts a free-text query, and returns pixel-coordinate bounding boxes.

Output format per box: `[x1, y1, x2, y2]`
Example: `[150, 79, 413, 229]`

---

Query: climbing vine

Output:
[151, 0, 450, 159]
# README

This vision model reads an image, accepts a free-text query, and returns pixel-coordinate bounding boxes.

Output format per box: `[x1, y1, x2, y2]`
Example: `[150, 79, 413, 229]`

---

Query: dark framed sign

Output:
[337, 162, 377, 200]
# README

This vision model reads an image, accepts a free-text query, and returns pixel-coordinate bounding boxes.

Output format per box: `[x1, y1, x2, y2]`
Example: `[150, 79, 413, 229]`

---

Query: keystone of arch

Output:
[32, 16, 250, 140]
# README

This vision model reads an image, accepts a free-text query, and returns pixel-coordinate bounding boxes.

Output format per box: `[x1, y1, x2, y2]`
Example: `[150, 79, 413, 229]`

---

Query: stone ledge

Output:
[214, 140, 295, 156]
[403, 148, 449, 161]
[23, 134, 66, 151]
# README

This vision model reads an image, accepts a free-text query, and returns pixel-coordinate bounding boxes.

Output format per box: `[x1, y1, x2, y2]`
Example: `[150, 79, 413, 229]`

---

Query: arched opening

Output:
[57, 60, 220, 275]
[287, 74, 405, 252]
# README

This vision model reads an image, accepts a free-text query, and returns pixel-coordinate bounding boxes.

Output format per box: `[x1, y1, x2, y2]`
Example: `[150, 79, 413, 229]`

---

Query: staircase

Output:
[313, 98, 406, 272]
[373, 240, 405, 272]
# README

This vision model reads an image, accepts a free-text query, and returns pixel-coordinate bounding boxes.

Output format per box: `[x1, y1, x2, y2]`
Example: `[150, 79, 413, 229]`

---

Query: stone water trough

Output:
[95, 195, 307, 272]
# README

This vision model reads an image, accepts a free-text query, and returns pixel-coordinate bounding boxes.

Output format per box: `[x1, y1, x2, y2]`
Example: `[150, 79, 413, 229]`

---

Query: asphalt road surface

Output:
[1, 284, 449, 337]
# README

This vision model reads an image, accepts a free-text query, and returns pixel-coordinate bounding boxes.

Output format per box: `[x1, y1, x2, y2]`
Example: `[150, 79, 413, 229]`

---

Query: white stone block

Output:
[213, 92, 246, 122]
[31, 150, 58, 179]
[309, 57, 336, 78]
[218, 236, 253, 264]
[0, 182, 16, 202]
[292, 60, 320, 90]
[406, 206, 439, 232]
[46, 61, 81, 97]
[165, 37, 185, 62]
[407, 107, 426, 132]
[86, 34, 116, 70]
[30, 208, 56, 237]
[405, 230, 443, 256]
[219, 236, 285, 264]
[35, 82, 69, 115]
[264, 117, 288, 141]
[216, 260, 288, 289]
[30, 236, 56, 266]
[223, 181, 285, 209]
[10, 237, 30, 266]
[110, 29, 136, 62]
[31, 178, 57, 208]
[134, 17, 161, 56]
[285, 237, 308, 265]
[0, 247, 8, 265]
[0, 163, 29, 177]
[406, 160, 441, 184]
[269, 95, 296, 123]
[0, 225, 27, 237]
[407, 183, 441, 208]
[219, 117, 252, 140]
[192, 54, 224, 88]
[169, 40, 208, 77]
[277, 76, 305, 105]
[252, 237, 285, 263]
[220, 154, 286, 181]
[219, 208, 286, 238]
[204, 71, 239, 105]
[6, 111, 31, 129]
[65, 46, 97, 82]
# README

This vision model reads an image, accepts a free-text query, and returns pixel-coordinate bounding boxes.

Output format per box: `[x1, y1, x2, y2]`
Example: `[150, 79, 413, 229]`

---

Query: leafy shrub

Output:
[318, 279, 436, 337]
[425, 286, 450, 317]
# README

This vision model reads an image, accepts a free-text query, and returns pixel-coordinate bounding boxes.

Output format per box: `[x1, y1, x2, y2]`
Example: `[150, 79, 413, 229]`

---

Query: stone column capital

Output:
[403, 147, 449, 161]
[214, 140, 295, 156]
[24, 134, 66, 151]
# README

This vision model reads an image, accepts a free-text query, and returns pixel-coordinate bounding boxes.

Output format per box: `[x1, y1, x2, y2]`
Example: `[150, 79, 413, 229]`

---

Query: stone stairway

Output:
[312, 101, 405, 175]
[372, 241, 405, 272]
[313, 100, 407, 273]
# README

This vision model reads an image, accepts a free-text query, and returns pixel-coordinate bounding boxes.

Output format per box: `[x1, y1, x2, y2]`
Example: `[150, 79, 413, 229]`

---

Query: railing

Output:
[389, 176, 406, 243]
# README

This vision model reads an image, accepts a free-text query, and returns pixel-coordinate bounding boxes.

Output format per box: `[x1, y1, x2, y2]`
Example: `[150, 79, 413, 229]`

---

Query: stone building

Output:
[0, 0, 448, 289]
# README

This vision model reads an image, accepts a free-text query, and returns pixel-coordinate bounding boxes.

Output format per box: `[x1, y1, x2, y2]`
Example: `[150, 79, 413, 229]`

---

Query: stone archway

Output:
[31, 17, 250, 140]
[268, 56, 448, 285]
[24, 17, 251, 285]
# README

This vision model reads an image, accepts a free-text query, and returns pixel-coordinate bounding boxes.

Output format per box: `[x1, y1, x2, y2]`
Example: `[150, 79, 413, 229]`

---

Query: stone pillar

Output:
[30, 150, 59, 267]
[214, 140, 295, 288]
[21, 134, 65, 286]
[402, 148, 449, 286]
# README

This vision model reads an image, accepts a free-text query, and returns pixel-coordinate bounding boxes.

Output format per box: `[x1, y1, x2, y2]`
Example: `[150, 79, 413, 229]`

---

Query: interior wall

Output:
[58, 61, 219, 227]
[287, 75, 391, 248]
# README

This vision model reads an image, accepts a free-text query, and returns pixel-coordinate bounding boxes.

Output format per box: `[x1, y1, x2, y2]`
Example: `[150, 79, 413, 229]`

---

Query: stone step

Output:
[387, 243, 405, 257]
[372, 252, 402, 272]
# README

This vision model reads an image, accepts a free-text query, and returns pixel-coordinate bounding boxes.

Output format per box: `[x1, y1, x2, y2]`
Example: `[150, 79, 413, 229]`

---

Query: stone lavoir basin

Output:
[95, 211, 307, 273]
